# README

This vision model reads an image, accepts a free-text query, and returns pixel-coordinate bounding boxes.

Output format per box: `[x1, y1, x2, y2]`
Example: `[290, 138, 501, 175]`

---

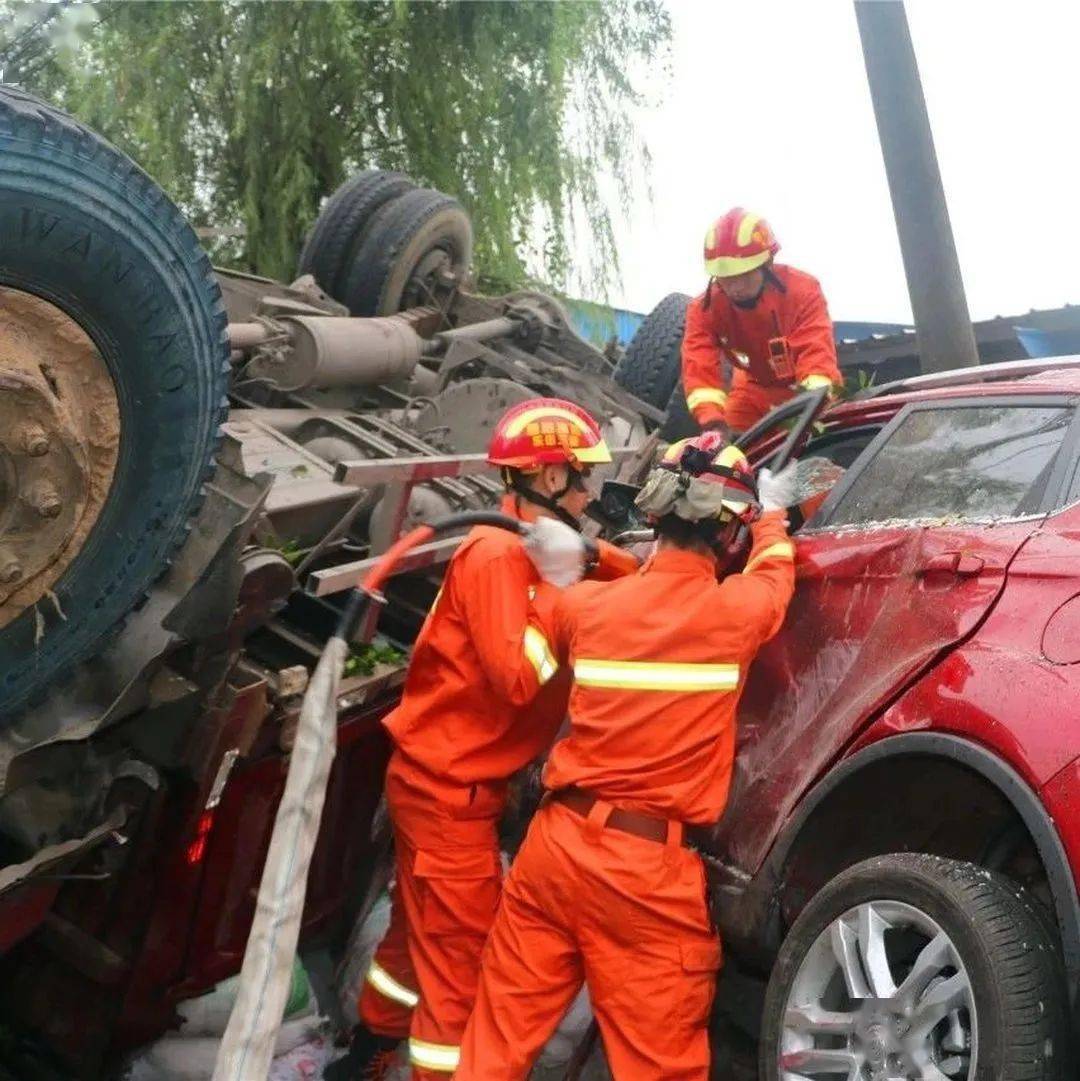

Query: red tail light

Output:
[186, 809, 216, 866]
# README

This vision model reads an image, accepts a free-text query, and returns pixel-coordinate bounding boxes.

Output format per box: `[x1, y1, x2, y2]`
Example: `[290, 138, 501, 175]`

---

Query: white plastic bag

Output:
[337, 890, 393, 1025]
[535, 984, 592, 1066]
[178, 956, 313, 1037]
[266, 1032, 335, 1080]
[134, 1015, 322, 1079]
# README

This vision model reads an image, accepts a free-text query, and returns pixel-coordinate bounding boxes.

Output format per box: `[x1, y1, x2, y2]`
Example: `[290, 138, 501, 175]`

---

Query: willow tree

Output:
[4, 1, 670, 292]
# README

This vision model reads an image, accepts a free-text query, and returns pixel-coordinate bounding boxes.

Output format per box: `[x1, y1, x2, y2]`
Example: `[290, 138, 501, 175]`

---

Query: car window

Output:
[788, 429, 882, 530]
[801, 426, 882, 470]
[823, 404, 1073, 528]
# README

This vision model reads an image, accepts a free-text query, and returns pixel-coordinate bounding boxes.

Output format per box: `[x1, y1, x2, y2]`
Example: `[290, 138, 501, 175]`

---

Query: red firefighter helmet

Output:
[658, 431, 759, 521]
[487, 398, 611, 472]
[703, 208, 780, 279]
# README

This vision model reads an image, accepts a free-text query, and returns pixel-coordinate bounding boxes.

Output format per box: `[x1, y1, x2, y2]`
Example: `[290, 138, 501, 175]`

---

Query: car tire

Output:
[0, 85, 228, 721]
[759, 853, 1070, 1081]
[612, 292, 691, 410]
[297, 170, 416, 300]
[339, 187, 473, 317]
[661, 381, 697, 440]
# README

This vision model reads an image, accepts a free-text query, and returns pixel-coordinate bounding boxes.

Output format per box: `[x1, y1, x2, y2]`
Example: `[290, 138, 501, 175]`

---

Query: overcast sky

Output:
[606, 0, 1080, 324]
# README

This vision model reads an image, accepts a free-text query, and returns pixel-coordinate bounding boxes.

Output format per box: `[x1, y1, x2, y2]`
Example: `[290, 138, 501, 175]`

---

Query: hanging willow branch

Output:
[6, 0, 671, 294]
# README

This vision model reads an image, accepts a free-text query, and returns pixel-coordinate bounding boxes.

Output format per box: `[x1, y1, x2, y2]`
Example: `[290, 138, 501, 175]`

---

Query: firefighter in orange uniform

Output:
[335, 399, 638, 1080]
[456, 433, 796, 1080]
[682, 207, 841, 438]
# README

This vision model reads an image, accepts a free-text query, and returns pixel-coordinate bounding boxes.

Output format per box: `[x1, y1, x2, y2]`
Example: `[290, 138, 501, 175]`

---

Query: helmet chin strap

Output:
[730, 262, 781, 310]
[705, 516, 744, 565]
[506, 469, 582, 532]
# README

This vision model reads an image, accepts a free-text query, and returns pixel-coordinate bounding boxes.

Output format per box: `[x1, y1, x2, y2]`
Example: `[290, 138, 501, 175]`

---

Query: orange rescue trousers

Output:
[721, 370, 794, 433]
[456, 799, 722, 1080]
[359, 752, 503, 1078]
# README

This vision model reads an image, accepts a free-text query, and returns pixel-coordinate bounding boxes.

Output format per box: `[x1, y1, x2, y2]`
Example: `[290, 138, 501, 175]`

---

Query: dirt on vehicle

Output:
[0, 287, 120, 625]
[0, 84, 661, 1079]
[3, 83, 1079, 1081]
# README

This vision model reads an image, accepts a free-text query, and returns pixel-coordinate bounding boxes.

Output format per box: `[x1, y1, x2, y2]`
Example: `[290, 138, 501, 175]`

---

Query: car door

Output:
[713, 395, 1080, 876]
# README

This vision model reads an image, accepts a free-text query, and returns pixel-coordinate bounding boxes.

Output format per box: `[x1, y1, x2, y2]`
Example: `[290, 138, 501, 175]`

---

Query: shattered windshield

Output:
[826, 404, 1072, 526]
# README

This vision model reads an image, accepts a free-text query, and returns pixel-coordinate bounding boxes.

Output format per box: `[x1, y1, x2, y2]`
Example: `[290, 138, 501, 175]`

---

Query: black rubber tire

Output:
[661, 382, 697, 441]
[296, 170, 415, 300]
[339, 187, 473, 317]
[759, 853, 1070, 1081]
[612, 292, 691, 410]
[0, 85, 228, 721]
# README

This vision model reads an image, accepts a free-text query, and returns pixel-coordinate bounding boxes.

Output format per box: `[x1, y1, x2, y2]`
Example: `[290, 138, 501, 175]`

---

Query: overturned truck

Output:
[0, 87, 659, 1075]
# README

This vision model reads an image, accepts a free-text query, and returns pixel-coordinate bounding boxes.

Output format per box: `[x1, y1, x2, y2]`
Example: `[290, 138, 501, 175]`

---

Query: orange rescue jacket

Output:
[681, 264, 840, 427]
[384, 496, 637, 789]
[542, 512, 795, 824]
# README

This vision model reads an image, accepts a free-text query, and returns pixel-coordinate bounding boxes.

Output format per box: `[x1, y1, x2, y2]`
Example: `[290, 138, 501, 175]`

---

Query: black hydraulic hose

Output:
[332, 511, 529, 643]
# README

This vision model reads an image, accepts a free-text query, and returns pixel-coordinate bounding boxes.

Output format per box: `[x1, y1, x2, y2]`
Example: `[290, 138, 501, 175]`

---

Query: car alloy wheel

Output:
[760, 854, 1069, 1081]
[779, 900, 975, 1080]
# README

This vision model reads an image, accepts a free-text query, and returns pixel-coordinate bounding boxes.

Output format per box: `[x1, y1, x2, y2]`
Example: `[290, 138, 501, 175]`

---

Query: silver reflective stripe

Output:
[524, 625, 558, 684]
[366, 960, 419, 1008]
[574, 658, 740, 693]
[409, 1038, 460, 1072]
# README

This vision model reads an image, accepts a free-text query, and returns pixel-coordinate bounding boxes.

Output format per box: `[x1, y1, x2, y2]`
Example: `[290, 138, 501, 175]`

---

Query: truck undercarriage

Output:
[0, 86, 658, 1076]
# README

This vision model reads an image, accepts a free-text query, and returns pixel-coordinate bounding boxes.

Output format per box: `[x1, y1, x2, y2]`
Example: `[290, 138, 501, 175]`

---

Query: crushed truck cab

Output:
[0, 86, 654, 1078]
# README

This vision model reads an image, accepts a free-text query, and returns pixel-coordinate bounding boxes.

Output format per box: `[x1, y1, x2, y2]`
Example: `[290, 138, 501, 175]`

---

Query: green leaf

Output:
[343, 641, 406, 678]
[274, 538, 304, 566]
[8, 0, 672, 294]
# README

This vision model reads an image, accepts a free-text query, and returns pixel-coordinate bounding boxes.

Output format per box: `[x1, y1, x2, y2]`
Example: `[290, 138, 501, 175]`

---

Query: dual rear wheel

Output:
[297, 171, 473, 317]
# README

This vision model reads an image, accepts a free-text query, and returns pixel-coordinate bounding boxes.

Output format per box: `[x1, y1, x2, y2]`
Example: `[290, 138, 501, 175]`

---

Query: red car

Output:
[5, 359, 1080, 1081]
[722, 361, 1080, 1081]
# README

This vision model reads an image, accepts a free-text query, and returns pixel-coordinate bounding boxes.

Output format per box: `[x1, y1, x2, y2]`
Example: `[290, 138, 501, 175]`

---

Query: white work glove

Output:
[524, 517, 588, 588]
[757, 462, 801, 513]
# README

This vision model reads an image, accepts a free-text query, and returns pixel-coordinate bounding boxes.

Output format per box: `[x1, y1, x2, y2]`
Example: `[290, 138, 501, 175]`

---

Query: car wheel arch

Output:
[717, 732, 1080, 1005]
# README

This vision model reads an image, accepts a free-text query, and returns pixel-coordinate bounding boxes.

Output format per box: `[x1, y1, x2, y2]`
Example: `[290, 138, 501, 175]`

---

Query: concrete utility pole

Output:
[855, 0, 979, 371]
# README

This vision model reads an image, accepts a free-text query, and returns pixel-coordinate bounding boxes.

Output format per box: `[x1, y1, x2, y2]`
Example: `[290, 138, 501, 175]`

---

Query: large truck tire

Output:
[612, 292, 691, 410]
[661, 382, 697, 441]
[339, 187, 473, 316]
[297, 170, 416, 301]
[0, 85, 228, 720]
[759, 853, 1070, 1081]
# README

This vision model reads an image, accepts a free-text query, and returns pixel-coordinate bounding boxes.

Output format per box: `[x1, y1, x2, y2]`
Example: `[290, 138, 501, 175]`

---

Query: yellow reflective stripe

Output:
[574, 659, 739, 693]
[568, 439, 611, 464]
[686, 387, 728, 412]
[714, 443, 745, 469]
[661, 437, 691, 464]
[705, 250, 772, 278]
[409, 1038, 460, 1072]
[524, 625, 558, 685]
[366, 961, 419, 1008]
[736, 212, 761, 247]
[744, 541, 795, 573]
[503, 405, 591, 438]
[799, 373, 835, 390]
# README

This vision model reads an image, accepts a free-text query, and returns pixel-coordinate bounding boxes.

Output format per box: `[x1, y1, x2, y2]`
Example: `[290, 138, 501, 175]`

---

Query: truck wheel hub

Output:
[0, 288, 119, 625]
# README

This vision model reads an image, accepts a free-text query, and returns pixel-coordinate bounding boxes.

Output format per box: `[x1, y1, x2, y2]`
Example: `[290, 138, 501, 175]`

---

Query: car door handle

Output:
[916, 551, 986, 577]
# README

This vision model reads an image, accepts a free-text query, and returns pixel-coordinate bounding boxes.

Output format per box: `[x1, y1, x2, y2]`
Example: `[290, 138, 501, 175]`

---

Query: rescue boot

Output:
[324, 1027, 402, 1081]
